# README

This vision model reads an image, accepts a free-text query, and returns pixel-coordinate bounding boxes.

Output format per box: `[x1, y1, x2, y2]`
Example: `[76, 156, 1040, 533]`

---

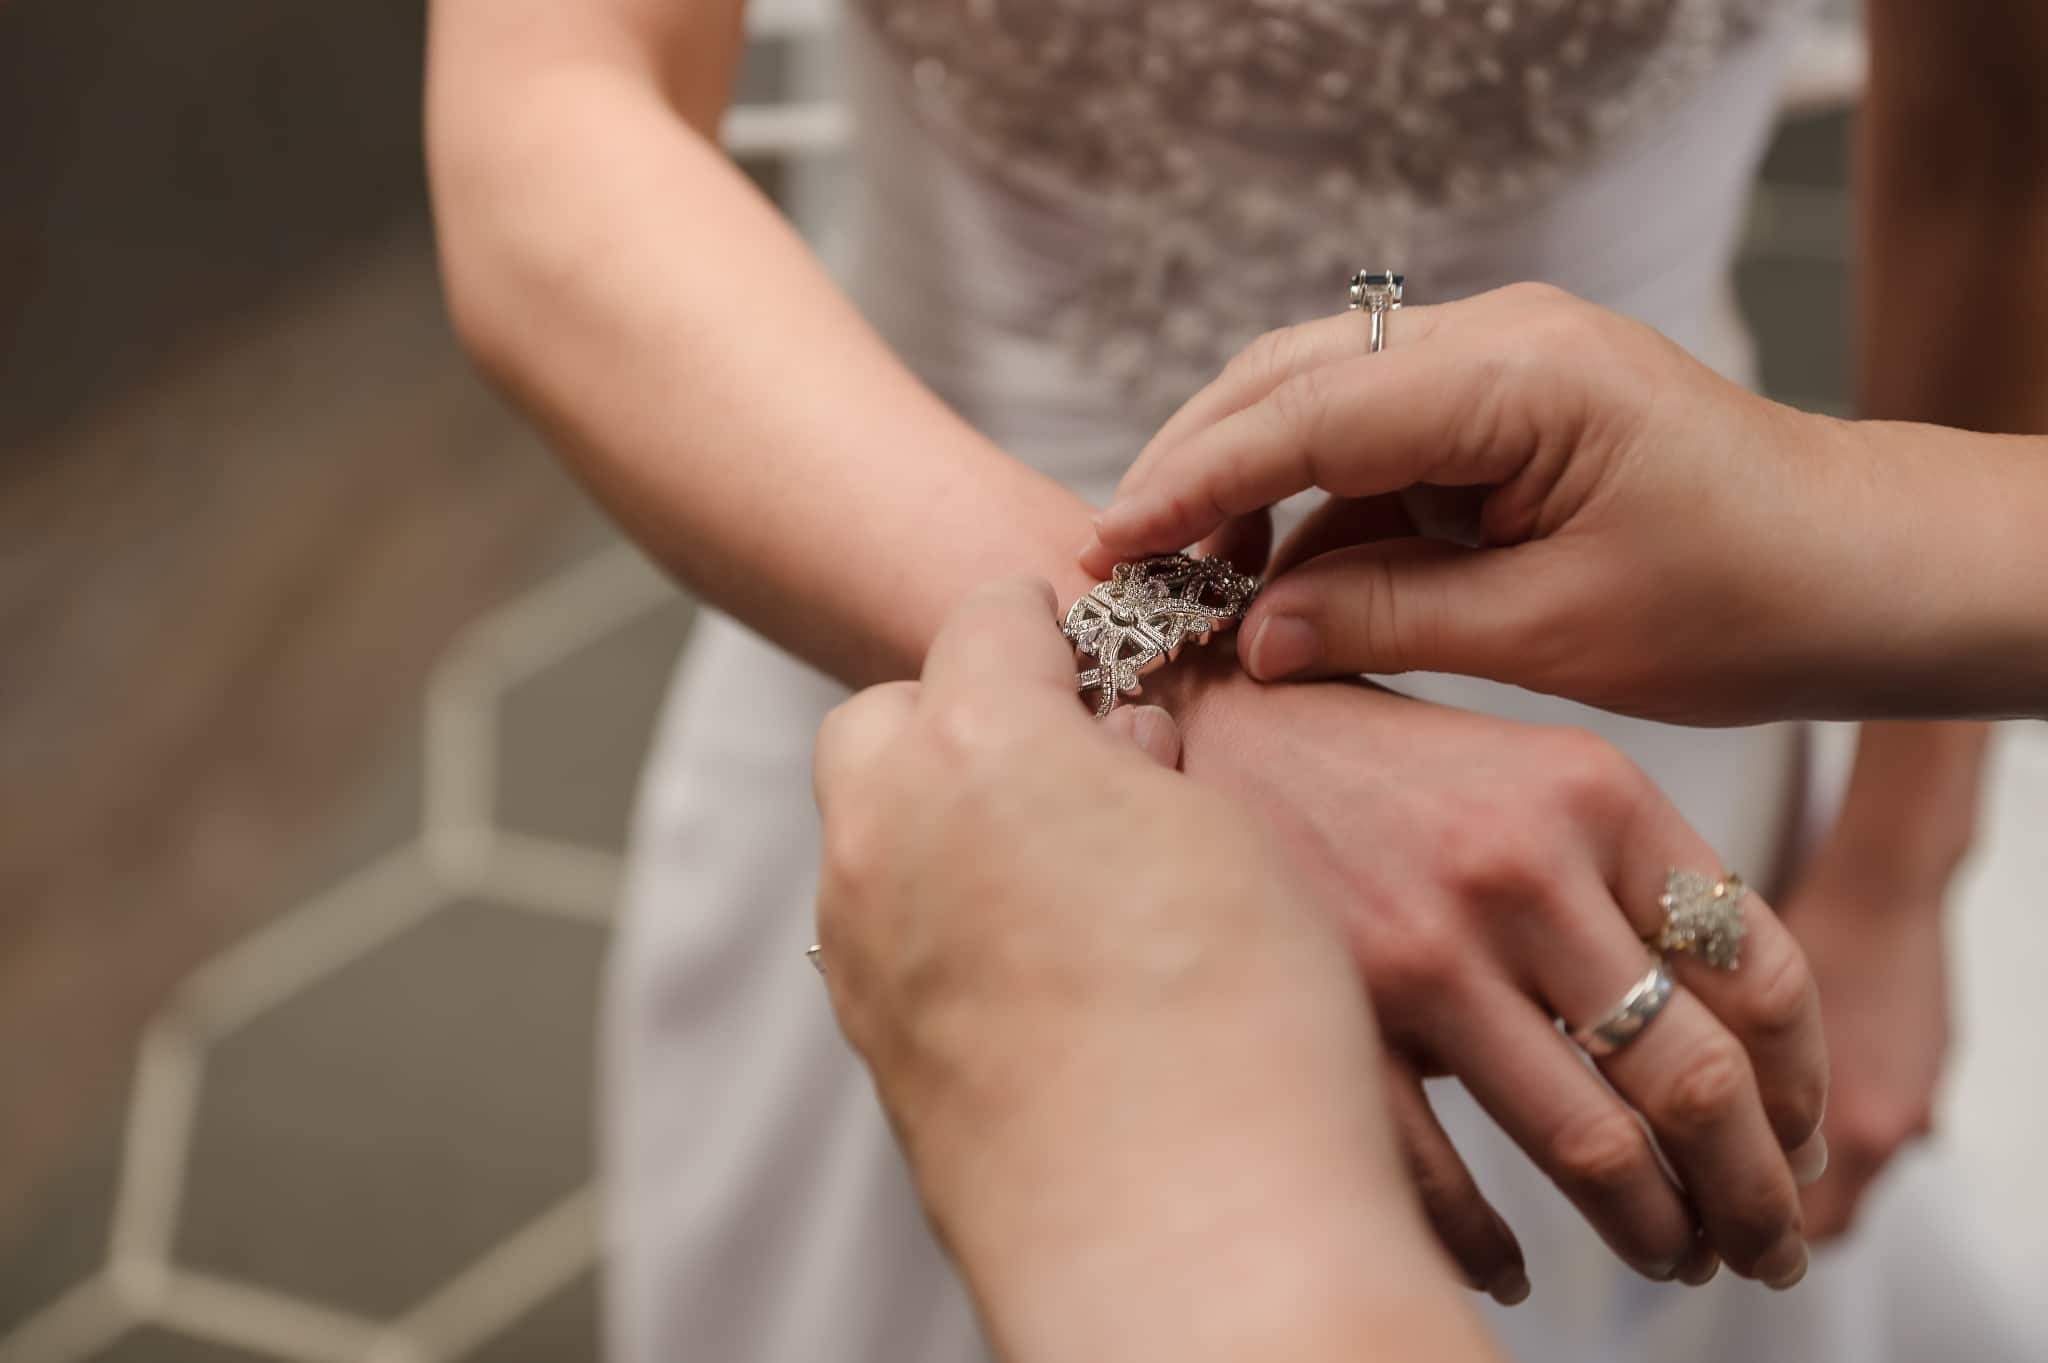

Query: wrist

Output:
[951, 1118, 1480, 1363]
[1842, 422, 2048, 718]
[1821, 723, 1989, 894]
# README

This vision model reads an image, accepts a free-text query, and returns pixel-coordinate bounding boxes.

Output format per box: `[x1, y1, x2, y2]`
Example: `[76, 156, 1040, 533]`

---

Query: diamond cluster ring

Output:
[1567, 868, 1748, 1057]
[1653, 869, 1749, 971]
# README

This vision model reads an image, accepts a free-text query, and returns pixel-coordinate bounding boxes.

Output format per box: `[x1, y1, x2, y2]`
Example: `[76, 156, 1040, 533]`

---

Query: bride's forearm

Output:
[427, 0, 1097, 688]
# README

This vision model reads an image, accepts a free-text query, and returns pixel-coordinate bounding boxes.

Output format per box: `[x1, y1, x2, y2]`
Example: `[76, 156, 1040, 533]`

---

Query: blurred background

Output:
[1, 2, 2042, 1361]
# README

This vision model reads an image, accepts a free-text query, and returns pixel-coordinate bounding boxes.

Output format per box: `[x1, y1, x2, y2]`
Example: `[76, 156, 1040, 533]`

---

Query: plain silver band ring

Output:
[806, 944, 825, 975]
[1570, 959, 1675, 1058]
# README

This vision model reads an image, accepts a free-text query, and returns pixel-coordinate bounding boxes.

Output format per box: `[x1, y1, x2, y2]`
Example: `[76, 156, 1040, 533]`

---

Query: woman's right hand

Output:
[1155, 652, 1830, 1293]
[1087, 284, 2048, 724]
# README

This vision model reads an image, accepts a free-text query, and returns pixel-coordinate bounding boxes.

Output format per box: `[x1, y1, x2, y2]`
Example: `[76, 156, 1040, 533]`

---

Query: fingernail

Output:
[1246, 615, 1321, 679]
[1675, 1245, 1721, 1287]
[1758, 1238, 1809, 1291]
[1488, 1269, 1531, 1307]
[1791, 1132, 1829, 1187]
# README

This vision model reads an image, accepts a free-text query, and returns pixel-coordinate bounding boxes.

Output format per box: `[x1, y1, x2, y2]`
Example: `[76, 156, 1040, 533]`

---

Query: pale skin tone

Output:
[425, 0, 2042, 1295]
[1091, 283, 2048, 1241]
[813, 578, 1502, 1363]
[821, 575, 2048, 1363]
[1092, 0, 2048, 1241]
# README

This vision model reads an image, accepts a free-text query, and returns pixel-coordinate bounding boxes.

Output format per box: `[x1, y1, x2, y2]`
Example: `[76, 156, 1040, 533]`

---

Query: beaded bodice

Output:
[852, 0, 1788, 404]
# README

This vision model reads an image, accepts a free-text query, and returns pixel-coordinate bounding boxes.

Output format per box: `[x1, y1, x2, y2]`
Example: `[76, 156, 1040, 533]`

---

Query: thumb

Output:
[1238, 539, 1549, 683]
[1098, 704, 1184, 769]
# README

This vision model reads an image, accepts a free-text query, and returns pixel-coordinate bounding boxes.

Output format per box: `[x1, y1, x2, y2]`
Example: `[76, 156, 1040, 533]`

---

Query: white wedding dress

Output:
[603, 4, 2034, 1360]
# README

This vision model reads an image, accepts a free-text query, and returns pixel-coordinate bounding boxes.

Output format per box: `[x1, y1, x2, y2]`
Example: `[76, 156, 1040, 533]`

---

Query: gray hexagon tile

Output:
[172, 902, 606, 1318]
[84, 1329, 280, 1363]
[0, 1092, 123, 1334]
[456, 1270, 597, 1363]
[493, 600, 694, 854]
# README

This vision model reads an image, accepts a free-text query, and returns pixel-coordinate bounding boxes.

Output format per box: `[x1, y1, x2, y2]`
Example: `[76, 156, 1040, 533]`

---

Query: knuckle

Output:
[1367, 911, 1468, 1009]
[1497, 280, 1575, 314]
[927, 693, 992, 763]
[1551, 1108, 1655, 1197]
[1268, 364, 1336, 441]
[1238, 326, 1296, 383]
[1544, 729, 1646, 826]
[1405, 1145, 1475, 1219]
[1521, 298, 1592, 354]
[819, 807, 886, 903]
[1835, 1099, 1930, 1161]
[1453, 823, 1572, 907]
[1657, 1038, 1755, 1135]
[1341, 553, 1413, 675]
[1742, 939, 1817, 1044]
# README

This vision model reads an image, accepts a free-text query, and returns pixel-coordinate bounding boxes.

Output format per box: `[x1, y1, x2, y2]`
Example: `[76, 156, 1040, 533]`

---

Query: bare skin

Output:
[814, 578, 1504, 1363]
[432, 0, 2048, 1308]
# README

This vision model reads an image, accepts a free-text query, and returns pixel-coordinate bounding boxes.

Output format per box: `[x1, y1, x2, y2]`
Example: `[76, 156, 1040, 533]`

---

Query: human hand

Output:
[1154, 655, 1829, 1291]
[813, 579, 1494, 1363]
[1779, 848, 1951, 1242]
[1085, 285, 2046, 724]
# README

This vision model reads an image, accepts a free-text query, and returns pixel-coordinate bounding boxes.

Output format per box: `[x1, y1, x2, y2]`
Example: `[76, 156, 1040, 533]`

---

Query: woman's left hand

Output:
[1779, 851, 1952, 1241]
[812, 577, 1494, 1363]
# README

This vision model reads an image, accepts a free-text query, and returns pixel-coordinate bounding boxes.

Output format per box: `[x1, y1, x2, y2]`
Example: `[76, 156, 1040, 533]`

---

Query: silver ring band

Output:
[806, 944, 825, 975]
[1348, 269, 1405, 354]
[1570, 959, 1676, 1058]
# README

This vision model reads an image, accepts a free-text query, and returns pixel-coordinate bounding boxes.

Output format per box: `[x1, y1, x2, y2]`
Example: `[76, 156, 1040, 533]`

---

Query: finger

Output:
[1119, 305, 1450, 502]
[1235, 539, 1554, 683]
[1675, 1235, 1722, 1287]
[1092, 338, 1575, 565]
[1266, 494, 1416, 578]
[813, 682, 920, 818]
[1531, 869, 1809, 1287]
[1197, 508, 1273, 578]
[1799, 1141, 1877, 1242]
[1437, 977, 1699, 1281]
[1382, 1051, 1528, 1305]
[1791, 1129, 1830, 1186]
[1098, 704, 1182, 769]
[920, 575, 1075, 702]
[1611, 797, 1830, 1160]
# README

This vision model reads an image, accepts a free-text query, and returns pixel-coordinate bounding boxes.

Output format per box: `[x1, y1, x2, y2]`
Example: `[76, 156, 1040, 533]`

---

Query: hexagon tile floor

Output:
[0, 546, 692, 1363]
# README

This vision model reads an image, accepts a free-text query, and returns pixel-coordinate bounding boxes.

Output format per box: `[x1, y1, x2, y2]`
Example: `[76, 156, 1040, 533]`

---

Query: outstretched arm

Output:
[426, 0, 1098, 687]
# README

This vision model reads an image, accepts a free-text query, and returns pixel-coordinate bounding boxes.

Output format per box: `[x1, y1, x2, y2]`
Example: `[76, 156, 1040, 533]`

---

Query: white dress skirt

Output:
[602, 4, 2036, 1359]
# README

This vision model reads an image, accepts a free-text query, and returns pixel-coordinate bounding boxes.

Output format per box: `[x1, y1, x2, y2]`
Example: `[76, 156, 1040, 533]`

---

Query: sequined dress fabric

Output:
[852, 0, 1780, 407]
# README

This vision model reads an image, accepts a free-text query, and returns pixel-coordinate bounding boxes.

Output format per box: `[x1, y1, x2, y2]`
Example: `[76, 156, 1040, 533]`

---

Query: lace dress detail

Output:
[854, 0, 1785, 408]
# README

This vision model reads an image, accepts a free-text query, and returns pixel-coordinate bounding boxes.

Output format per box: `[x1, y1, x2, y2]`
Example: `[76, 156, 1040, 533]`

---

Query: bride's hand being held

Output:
[1155, 649, 1828, 1292]
[1087, 284, 2048, 724]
